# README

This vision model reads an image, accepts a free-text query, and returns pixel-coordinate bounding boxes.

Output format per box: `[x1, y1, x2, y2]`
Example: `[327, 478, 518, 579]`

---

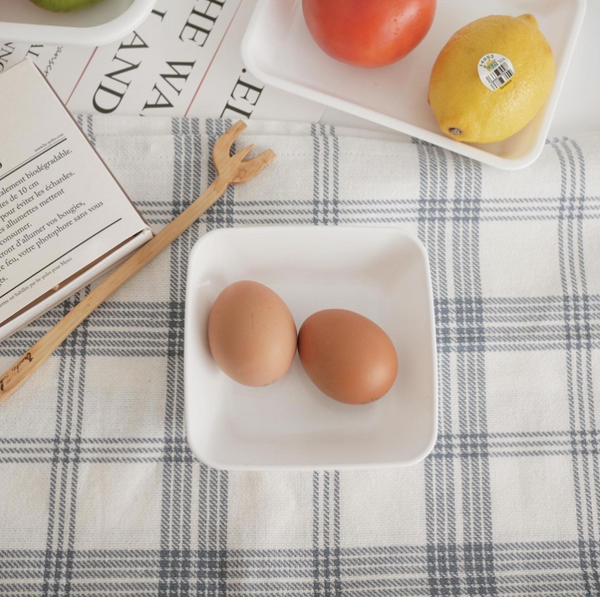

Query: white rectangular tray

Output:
[185, 227, 437, 471]
[242, 0, 586, 170]
[0, 0, 156, 46]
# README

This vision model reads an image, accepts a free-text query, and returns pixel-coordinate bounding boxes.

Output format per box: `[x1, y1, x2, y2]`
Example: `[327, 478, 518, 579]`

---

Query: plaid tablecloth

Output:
[1, 117, 600, 597]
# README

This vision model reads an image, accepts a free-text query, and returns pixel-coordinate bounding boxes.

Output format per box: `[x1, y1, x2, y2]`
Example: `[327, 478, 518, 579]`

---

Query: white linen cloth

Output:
[1, 116, 599, 597]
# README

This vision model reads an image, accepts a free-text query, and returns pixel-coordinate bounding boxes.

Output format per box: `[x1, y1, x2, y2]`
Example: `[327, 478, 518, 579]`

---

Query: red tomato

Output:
[302, 0, 436, 68]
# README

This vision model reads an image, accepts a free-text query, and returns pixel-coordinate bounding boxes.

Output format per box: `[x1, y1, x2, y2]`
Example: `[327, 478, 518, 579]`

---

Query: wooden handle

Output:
[0, 176, 229, 402]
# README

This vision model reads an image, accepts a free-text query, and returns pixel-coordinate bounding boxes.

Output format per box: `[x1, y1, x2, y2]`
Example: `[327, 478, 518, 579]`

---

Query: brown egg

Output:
[208, 281, 297, 387]
[298, 309, 398, 405]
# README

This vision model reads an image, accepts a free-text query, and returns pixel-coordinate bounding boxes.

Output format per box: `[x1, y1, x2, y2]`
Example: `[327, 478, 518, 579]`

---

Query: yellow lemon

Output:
[428, 14, 555, 144]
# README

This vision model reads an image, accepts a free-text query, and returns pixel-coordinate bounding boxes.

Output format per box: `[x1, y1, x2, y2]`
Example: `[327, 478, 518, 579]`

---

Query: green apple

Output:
[29, 0, 106, 12]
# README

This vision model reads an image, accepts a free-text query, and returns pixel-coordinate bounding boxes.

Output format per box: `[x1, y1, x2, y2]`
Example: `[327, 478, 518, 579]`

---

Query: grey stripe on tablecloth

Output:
[552, 138, 600, 596]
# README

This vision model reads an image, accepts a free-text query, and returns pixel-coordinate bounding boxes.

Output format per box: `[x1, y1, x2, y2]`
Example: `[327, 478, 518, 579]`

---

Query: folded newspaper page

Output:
[0, 59, 151, 332]
[0, 0, 325, 121]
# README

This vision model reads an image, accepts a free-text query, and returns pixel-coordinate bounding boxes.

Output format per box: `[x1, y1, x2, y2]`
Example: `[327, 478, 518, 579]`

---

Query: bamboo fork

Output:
[0, 120, 275, 403]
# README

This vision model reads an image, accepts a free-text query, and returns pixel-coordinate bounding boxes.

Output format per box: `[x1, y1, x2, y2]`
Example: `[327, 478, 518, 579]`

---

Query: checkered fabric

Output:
[1, 116, 600, 597]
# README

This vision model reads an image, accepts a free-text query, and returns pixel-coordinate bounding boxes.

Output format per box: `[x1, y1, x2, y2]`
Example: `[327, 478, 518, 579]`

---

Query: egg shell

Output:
[208, 281, 297, 387]
[298, 309, 398, 405]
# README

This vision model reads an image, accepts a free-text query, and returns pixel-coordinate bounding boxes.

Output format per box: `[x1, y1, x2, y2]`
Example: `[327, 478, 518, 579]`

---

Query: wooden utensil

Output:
[0, 120, 275, 403]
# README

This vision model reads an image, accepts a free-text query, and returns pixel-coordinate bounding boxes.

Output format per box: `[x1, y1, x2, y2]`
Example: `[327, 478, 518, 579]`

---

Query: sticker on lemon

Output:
[428, 14, 555, 144]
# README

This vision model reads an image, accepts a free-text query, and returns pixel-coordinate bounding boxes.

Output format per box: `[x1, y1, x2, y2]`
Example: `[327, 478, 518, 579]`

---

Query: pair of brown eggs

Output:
[207, 281, 398, 405]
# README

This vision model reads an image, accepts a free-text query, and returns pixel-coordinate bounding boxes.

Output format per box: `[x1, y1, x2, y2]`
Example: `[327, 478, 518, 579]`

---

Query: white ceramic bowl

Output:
[185, 226, 438, 471]
[242, 0, 586, 170]
[0, 0, 156, 46]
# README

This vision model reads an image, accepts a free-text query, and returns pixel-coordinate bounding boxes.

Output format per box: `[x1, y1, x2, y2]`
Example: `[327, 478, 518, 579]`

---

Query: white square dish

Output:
[0, 0, 156, 47]
[185, 226, 437, 471]
[242, 0, 586, 170]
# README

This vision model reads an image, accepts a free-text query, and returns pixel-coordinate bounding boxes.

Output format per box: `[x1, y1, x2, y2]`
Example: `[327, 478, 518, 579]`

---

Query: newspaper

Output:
[0, 0, 325, 121]
[0, 59, 150, 327]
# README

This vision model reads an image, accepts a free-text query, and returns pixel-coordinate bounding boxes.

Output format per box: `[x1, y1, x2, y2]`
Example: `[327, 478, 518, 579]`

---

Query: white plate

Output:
[0, 0, 156, 47]
[185, 226, 437, 471]
[242, 0, 586, 170]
